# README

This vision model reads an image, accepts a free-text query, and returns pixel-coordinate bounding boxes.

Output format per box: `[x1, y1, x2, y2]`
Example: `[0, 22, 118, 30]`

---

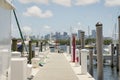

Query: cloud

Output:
[77, 22, 81, 25]
[11, 24, 19, 37]
[75, 0, 99, 6]
[52, 0, 72, 7]
[43, 25, 52, 32]
[73, 27, 78, 33]
[18, 0, 100, 7]
[23, 6, 53, 18]
[44, 25, 51, 29]
[18, 0, 49, 4]
[40, 25, 52, 35]
[22, 26, 32, 35]
[105, 0, 120, 6]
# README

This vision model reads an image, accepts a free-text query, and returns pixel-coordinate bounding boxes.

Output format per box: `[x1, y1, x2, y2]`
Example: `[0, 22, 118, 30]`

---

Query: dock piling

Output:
[79, 31, 85, 65]
[81, 49, 89, 74]
[40, 42, 43, 52]
[80, 31, 85, 49]
[118, 16, 120, 75]
[29, 41, 32, 64]
[36, 41, 39, 47]
[111, 44, 114, 68]
[89, 49, 93, 76]
[116, 44, 119, 71]
[72, 35, 76, 62]
[12, 39, 17, 51]
[96, 22, 103, 80]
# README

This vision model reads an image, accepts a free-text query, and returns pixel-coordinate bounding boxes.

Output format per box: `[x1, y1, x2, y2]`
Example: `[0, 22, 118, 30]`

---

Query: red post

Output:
[72, 35, 76, 62]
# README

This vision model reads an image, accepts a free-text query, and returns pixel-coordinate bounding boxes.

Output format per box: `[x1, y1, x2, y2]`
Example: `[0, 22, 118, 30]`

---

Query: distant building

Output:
[62, 32, 69, 40]
[55, 32, 61, 40]
[78, 30, 83, 39]
[44, 34, 50, 40]
[43, 32, 70, 40]
[63, 32, 67, 36]
[72, 33, 77, 37]
[91, 30, 96, 38]
[30, 35, 36, 40]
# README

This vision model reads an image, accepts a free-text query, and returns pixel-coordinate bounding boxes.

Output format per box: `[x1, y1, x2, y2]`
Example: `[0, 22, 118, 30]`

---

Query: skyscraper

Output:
[78, 30, 82, 39]
[91, 30, 96, 38]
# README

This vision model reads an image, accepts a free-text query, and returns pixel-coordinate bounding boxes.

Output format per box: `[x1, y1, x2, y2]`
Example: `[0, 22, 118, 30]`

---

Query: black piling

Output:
[28, 41, 32, 64]
[116, 44, 119, 71]
[111, 44, 114, 68]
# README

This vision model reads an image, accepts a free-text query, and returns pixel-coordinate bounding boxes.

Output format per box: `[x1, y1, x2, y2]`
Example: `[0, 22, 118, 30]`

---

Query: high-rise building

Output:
[91, 30, 96, 38]
[78, 30, 83, 39]
[63, 32, 67, 36]
[55, 32, 61, 40]
[44, 34, 50, 40]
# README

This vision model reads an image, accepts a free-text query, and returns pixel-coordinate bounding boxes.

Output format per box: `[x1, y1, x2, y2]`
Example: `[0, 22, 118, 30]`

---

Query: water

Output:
[93, 66, 119, 80]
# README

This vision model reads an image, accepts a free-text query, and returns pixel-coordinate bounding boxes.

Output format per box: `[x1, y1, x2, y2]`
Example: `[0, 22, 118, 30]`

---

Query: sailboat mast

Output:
[88, 26, 90, 38]
[115, 23, 117, 44]
[70, 26, 72, 54]
[13, 10, 28, 53]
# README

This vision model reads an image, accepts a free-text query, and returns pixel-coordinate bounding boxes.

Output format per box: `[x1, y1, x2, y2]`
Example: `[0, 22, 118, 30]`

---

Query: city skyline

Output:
[11, 0, 120, 38]
[29, 29, 100, 40]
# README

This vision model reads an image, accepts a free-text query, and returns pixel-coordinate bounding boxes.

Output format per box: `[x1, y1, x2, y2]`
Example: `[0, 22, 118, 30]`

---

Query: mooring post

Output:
[29, 41, 32, 64]
[81, 49, 89, 74]
[40, 42, 43, 52]
[118, 16, 120, 75]
[89, 48, 93, 76]
[12, 39, 17, 51]
[85, 45, 94, 77]
[36, 41, 39, 47]
[21, 42, 24, 56]
[32, 51, 35, 58]
[79, 31, 85, 65]
[116, 44, 119, 71]
[72, 35, 76, 62]
[81, 31, 85, 49]
[111, 44, 114, 68]
[96, 22, 103, 80]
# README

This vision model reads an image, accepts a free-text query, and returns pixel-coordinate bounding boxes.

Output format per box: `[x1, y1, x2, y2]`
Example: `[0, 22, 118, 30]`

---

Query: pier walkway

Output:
[32, 53, 79, 80]
[32, 52, 95, 80]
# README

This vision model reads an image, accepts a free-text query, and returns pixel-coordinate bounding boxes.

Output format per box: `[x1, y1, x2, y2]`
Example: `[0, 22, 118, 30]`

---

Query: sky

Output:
[11, 0, 120, 38]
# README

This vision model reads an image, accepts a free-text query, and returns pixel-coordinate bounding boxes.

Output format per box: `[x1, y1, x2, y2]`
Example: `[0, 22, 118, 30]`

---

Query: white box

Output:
[27, 64, 32, 78]
[10, 58, 27, 80]
[11, 51, 21, 58]
[35, 47, 39, 57]
[81, 49, 89, 74]
[31, 58, 40, 68]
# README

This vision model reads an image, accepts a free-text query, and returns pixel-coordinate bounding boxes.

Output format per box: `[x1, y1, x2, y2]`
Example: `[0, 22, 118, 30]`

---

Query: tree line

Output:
[57, 38, 112, 45]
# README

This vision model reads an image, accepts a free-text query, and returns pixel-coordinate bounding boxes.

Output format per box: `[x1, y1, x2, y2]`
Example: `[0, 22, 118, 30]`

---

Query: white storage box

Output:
[9, 58, 27, 80]
[35, 47, 39, 57]
[31, 58, 40, 68]
[11, 51, 21, 58]
[27, 64, 32, 78]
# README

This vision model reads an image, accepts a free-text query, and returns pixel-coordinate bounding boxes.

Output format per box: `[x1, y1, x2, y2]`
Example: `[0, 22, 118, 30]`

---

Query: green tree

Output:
[76, 40, 81, 45]
[103, 39, 112, 45]
[58, 40, 70, 45]
[85, 38, 96, 45]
